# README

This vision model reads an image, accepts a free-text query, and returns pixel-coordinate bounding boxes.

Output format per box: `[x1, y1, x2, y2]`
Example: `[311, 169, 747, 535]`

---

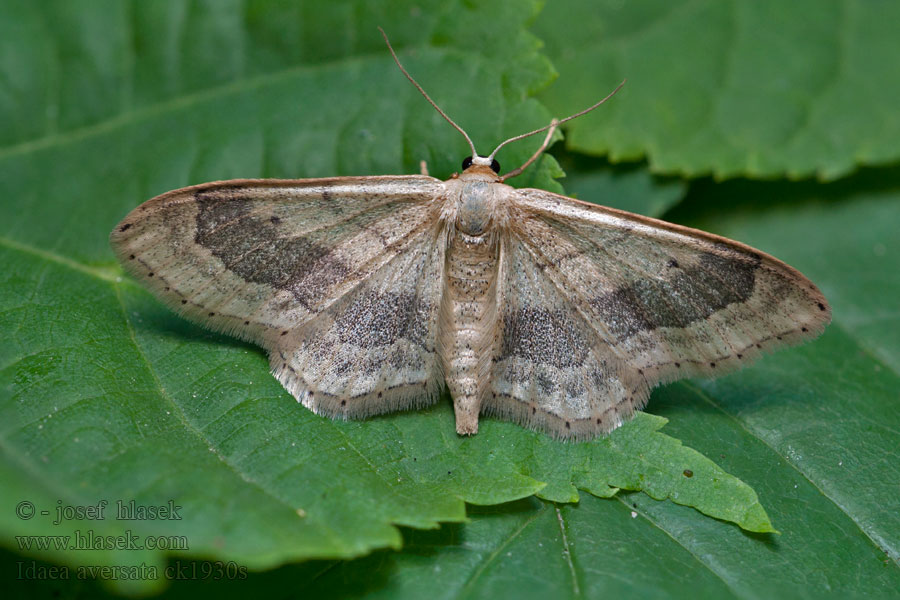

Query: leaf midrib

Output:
[682, 377, 896, 560]
[0, 48, 393, 161]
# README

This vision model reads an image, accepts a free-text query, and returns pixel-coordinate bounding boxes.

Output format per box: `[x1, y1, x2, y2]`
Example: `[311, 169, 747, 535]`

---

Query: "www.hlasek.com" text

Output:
[15, 529, 187, 552]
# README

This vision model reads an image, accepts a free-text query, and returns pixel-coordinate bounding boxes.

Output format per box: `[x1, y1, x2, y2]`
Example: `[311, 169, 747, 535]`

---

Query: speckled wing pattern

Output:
[484, 188, 830, 438]
[110, 176, 448, 419]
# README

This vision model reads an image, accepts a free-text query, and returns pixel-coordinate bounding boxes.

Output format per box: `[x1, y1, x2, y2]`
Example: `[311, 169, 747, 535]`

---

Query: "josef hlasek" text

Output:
[53, 500, 182, 525]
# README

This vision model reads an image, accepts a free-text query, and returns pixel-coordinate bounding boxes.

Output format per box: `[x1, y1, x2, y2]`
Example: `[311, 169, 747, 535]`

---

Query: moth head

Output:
[462, 155, 501, 174]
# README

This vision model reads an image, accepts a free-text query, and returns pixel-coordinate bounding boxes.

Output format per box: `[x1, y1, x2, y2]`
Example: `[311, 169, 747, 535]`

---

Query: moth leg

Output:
[419, 160, 429, 176]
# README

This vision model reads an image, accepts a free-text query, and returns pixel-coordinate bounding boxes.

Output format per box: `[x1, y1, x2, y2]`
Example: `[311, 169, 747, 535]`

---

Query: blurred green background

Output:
[2, 1, 898, 598]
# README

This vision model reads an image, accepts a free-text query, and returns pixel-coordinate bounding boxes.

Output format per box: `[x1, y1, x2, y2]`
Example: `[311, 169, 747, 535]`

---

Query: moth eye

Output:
[461, 155, 501, 173]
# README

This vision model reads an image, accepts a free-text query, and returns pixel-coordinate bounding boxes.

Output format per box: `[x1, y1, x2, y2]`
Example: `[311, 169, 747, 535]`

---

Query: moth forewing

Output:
[110, 175, 444, 352]
[510, 188, 831, 380]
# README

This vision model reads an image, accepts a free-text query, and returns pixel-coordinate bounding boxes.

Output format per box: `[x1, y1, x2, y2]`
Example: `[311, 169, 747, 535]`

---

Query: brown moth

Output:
[110, 32, 830, 440]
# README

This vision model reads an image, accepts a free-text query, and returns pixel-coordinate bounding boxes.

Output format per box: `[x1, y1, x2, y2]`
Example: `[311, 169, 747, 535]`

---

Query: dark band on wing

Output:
[194, 192, 351, 306]
[590, 248, 761, 339]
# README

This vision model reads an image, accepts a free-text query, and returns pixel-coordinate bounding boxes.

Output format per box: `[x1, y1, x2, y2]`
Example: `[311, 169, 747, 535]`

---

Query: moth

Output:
[111, 32, 830, 440]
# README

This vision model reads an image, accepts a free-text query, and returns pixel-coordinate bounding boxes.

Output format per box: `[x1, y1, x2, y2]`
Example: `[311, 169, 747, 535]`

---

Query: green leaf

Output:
[533, 0, 900, 180]
[4, 2, 897, 597]
[20, 164, 890, 600]
[554, 150, 686, 218]
[1, 1, 777, 595]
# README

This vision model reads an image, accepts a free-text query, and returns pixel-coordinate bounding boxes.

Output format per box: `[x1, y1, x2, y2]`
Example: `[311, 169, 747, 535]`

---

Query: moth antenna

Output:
[499, 119, 559, 181]
[379, 27, 479, 160]
[490, 79, 627, 178]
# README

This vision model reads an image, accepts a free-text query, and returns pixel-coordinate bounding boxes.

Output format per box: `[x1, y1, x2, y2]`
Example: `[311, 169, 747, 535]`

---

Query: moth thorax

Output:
[455, 181, 496, 236]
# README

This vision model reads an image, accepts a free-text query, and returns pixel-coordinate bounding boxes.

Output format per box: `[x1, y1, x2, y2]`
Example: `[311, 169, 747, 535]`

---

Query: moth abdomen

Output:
[439, 225, 500, 435]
